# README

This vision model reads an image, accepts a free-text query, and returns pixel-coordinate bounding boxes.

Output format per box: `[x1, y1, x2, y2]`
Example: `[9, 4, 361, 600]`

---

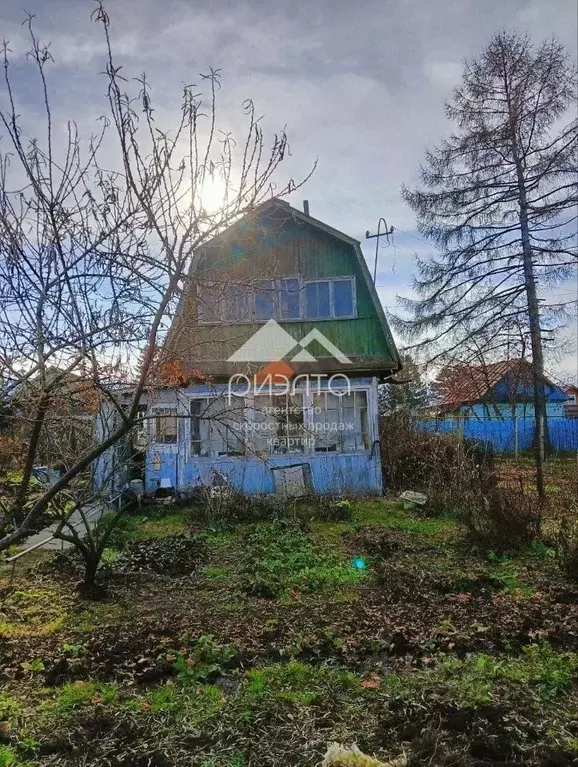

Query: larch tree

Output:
[396, 31, 578, 504]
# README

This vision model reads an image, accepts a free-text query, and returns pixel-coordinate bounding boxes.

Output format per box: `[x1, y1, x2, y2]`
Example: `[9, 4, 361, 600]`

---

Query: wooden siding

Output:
[166, 208, 398, 377]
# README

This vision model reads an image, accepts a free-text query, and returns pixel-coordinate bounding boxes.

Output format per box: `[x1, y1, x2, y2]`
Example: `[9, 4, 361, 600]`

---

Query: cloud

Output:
[0, 0, 576, 375]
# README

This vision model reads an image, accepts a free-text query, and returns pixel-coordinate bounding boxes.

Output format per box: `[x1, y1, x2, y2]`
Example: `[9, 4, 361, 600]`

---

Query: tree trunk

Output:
[80, 555, 104, 600]
[513, 156, 548, 507]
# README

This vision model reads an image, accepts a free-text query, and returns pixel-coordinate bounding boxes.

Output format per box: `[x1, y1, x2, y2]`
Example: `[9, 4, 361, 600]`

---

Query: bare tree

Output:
[396, 32, 578, 504]
[0, 3, 313, 552]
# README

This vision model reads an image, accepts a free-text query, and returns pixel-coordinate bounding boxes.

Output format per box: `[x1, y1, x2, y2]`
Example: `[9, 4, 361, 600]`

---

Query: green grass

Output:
[50, 681, 118, 711]
[201, 565, 229, 581]
[0, 589, 67, 638]
[353, 500, 456, 535]
[238, 660, 361, 711]
[386, 643, 577, 708]
[103, 510, 192, 546]
[240, 521, 365, 598]
[0, 693, 20, 721]
[131, 683, 225, 722]
[0, 746, 17, 767]
[67, 602, 130, 632]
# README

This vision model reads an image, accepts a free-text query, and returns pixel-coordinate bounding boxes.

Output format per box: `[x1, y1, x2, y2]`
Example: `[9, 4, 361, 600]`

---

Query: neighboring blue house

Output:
[415, 359, 577, 453]
[435, 359, 571, 421]
[98, 198, 401, 498]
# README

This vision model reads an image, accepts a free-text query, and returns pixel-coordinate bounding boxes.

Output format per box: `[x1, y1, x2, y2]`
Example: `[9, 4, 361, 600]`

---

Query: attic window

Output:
[305, 281, 330, 319]
[333, 279, 354, 317]
[305, 277, 355, 319]
[197, 276, 356, 323]
[226, 283, 251, 322]
[197, 282, 224, 323]
[255, 280, 276, 320]
[255, 279, 300, 321]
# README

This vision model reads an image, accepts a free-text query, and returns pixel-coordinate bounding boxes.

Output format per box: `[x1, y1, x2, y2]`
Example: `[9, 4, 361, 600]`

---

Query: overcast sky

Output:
[1, 0, 577, 380]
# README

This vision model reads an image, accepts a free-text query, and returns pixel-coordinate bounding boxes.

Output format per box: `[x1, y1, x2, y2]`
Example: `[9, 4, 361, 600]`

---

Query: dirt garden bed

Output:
[0, 499, 576, 766]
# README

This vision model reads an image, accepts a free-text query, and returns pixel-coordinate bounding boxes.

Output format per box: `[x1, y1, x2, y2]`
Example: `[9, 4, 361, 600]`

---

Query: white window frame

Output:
[304, 276, 356, 320]
[251, 391, 308, 456]
[196, 276, 357, 325]
[150, 405, 179, 446]
[185, 394, 246, 459]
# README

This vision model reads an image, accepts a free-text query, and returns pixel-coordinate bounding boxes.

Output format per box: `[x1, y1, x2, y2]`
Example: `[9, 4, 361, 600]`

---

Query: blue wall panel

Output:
[146, 451, 382, 496]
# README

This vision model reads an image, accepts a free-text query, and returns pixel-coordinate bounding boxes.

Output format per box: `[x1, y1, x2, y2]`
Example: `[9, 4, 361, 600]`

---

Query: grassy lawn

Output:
[0, 498, 576, 766]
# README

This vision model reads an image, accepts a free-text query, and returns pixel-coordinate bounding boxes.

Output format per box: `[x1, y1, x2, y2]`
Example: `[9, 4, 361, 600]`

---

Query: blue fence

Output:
[414, 417, 578, 453]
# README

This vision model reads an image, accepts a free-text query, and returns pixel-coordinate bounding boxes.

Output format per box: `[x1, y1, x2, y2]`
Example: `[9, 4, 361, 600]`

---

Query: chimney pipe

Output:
[303, 200, 310, 216]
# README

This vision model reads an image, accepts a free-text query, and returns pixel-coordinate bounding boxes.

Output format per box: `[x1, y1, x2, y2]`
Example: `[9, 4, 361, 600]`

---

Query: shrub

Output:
[380, 411, 496, 498]
[557, 515, 578, 582]
[186, 486, 286, 526]
[459, 482, 541, 551]
[379, 411, 496, 514]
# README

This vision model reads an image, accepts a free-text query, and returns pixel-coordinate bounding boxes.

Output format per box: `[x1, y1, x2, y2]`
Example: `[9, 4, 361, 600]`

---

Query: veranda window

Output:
[154, 408, 178, 444]
[252, 393, 306, 454]
[312, 390, 369, 452]
[189, 397, 245, 457]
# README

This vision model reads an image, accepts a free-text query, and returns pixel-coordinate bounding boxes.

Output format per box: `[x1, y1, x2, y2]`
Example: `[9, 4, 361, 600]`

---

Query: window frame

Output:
[151, 406, 179, 445]
[310, 388, 369, 453]
[304, 276, 356, 321]
[182, 382, 374, 460]
[186, 394, 246, 458]
[196, 276, 357, 325]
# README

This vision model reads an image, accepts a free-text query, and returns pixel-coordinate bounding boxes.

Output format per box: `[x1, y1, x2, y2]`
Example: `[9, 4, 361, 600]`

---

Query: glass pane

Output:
[197, 283, 222, 323]
[156, 409, 177, 444]
[205, 397, 245, 456]
[226, 283, 250, 322]
[305, 283, 317, 318]
[190, 400, 201, 441]
[333, 279, 354, 317]
[356, 391, 369, 450]
[279, 278, 300, 319]
[306, 281, 330, 319]
[281, 393, 305, 453]
[312, 392, 339, 451]
[252, 394, 275, 454]
[317, 282, 330, 317]
[255, 280, 276, 320]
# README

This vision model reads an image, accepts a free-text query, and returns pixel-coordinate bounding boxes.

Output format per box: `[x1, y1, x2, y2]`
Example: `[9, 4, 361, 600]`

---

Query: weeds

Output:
[52, 681, 117, 710]
[240, 660, 360, 708]
[557, 515, 578, 582]
[459, 482, 541, 551]
[240, 521, 365, 598]
[167, 634, 237, 683]
[0, 746, 17, 767]
[384, 642, 577, 708]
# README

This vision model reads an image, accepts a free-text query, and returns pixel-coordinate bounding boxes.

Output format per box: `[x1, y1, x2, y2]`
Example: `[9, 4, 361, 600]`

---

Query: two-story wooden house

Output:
[139, 198, 401, 496]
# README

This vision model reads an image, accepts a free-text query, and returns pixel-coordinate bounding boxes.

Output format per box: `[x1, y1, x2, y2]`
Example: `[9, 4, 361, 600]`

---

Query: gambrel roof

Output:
[164, 198, 401, 380]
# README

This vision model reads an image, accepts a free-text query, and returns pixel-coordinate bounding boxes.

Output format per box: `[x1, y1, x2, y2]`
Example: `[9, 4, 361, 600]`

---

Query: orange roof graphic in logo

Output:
[255, 359, 295, 385]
